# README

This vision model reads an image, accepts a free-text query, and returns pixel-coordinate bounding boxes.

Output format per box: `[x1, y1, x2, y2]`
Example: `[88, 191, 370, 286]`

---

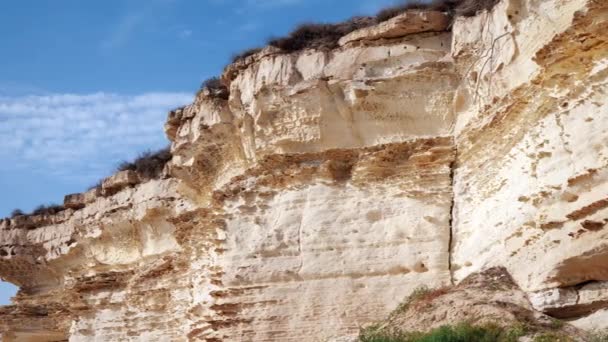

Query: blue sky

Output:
[0, 0, 399, 304]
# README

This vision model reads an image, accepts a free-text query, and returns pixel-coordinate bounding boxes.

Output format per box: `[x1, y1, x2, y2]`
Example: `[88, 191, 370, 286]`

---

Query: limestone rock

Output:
[367, 267, 586, 340]
[530, 281, 608, 318]
[63, 188, 100, 210]
[339, 11, 450, 46]
[101, 170, 141, 196]
[1, 0, 608, 340]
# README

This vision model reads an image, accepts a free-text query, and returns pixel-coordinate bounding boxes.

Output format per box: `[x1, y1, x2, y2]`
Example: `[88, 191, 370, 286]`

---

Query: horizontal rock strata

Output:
[0, 0, 607, 340]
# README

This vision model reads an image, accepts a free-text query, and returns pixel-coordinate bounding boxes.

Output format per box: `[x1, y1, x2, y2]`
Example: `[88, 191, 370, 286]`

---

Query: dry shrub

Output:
[375, 0, 437, 22]
[201, 77, 223, 90]
[117, 147, 172, 180]
[268, 17, 375, 52]
[88, 180, 102, 191]
[453, 0, 500, 17]
[31, 204, 64, 216]
[410, 286, 450, 310]
[10, 209, 24, 218]
[376, 0, 500, 23]
[200, 77, 229, 100]
[265, 0, 499, 54]
[231, 47, 263, 63]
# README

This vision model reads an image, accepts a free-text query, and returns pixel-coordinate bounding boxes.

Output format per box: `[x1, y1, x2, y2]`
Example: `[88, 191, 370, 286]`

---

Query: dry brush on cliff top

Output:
[7, 204, 65, 219]
[199, 76, 229, 99]
[230, 0, 499, 60]
[376, 0, 499, 22]
[2, 147, 172, 220]
[116, 146, 172, 181]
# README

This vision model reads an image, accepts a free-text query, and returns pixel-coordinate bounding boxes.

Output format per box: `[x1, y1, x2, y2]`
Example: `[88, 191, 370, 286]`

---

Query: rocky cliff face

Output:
[0, 0, 606, 340]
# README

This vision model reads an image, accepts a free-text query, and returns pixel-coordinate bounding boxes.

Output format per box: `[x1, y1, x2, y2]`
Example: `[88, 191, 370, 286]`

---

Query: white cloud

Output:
[178, 29, 193, 39]
[100, 13, 144, 50]
[0, 92, 192, 180]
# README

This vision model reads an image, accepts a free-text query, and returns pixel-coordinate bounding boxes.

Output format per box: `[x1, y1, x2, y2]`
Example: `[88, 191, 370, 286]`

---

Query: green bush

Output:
[359, 323, 526, 342]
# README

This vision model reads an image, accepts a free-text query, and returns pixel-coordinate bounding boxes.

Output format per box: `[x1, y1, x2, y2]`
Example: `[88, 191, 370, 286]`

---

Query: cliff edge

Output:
[0, 0, 607, 340]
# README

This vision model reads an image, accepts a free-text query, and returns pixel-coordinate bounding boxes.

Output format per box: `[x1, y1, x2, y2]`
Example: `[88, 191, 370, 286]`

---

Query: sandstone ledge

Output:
[339, 11, 450, 46]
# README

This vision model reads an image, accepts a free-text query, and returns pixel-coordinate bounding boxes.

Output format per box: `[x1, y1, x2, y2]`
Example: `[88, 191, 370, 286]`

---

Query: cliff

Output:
[0, 0, 607, 340]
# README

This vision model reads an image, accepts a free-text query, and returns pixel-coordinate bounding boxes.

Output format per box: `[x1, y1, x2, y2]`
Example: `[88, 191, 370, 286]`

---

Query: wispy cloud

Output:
[100, 0, 178, 51]
[100, 13, 145, 50]
[178, 29, 193, 39]
[0, 92, 192, 180]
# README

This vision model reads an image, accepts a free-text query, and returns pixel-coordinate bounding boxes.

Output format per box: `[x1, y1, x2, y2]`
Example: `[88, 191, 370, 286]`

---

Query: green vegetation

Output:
[589, 331, 608, 342]
[548, 317, 564, 330]
[532, 332, 573, 342]
[359, 323, 526, 342]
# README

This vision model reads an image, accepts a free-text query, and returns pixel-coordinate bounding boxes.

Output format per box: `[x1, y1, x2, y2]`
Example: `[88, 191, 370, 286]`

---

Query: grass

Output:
[549, 318, 564, 330]
[359, 323, 527, 342]
[117, 147, 172, 180]
[532, 332, 573, 342]
[590, 331, 608, 342]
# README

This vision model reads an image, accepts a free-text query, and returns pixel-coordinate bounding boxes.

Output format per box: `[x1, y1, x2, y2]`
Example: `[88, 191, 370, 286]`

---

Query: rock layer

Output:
[1, 0, 607, 340]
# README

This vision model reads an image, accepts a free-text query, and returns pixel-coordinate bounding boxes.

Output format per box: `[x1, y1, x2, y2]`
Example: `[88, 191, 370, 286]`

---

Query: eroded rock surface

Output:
[1, 0, 607, 340]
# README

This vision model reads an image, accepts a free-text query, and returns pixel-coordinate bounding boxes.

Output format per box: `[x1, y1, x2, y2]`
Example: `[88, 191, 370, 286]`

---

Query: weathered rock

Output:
[63, 193, 86, 210]
[530, 281, 608, 318]
[365, 268, 586, 340]
[1, 0, 607, 340]
[101, 170, 141, 196]
[339, 11, 450, 46]
[450, 0, 608, 296]
[62, 188, 101, 211]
